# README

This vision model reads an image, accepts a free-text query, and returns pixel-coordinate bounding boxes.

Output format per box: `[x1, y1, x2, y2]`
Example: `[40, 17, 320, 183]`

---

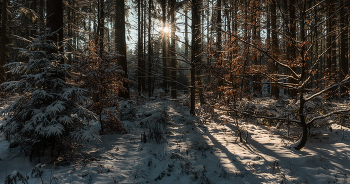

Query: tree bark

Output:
[137, 0, 143, 95]
[116, 0, 130, 99]
[67, 0, 73, 65]
[46, 0, 64, 62]
[0, 0, 6, 83]
[99, 0, 104, 56]
[170, 0, 177, 99]
[330, 1, 337, 94]
[142, 2, 146, 92]
[191, 0, 201, 115]
[339, 0, 348, 96]
[295, 6, 307, 151]
[266, 4, 271, 95]
[148, 0, 153, 97]
[271, 0, 279, 99]
[217, 0, 223, 86]
[326, 0, 333, 99]
[161, 0, 168, 93]
[184, 4, 189, 94]
[289, 0, 297, 99]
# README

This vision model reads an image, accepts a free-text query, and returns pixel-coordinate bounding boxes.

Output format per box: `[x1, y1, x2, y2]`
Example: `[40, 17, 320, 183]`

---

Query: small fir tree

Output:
[0, 30, 98, 160]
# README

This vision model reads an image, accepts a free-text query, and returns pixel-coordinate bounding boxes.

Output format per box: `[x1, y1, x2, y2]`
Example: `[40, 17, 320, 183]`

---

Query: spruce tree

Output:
[0, 30, 98, 160]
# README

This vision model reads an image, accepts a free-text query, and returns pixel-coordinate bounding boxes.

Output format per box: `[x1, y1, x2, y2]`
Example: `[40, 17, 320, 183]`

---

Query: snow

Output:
[1, 96, 350, 183]
[46, 101, 66, 116]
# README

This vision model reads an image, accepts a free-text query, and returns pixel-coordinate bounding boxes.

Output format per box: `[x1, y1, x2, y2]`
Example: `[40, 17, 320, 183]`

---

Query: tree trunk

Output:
[217, 0, 223, 86]
[184, 4, 189, 94]
[330, 1, 337, 96]
[46, 0, 64, 62]
[326, 0, 333, 99]
[142, 2, 146, 92]
[314, 0, 319, 90]
[252, 0, 258, 95]
[161, 0, 168, 94]
[289, 0, 297, 99]
[0, 0, 7, 83]
[240, 0, 249, 100]
[266, 4, 271, 95]
[67, 0, 73, 65]
[170, 0, 177, 99]
[339, 0, 348, 96]
[191, 0, 201, 115]
[39, 0, 45, 34]
[271, 0, 279, 99]
[295, 7, 308, 151]
[137, 0, 143, 95]
[29, 0, 37, 37]
[148, 0, 153, 97]
[97, 0, 105, 57]
[207, 0, 211, 85]
[256, 0, 262, 95]
[115, 0, 130, 99]
[198, 1, 204, 105]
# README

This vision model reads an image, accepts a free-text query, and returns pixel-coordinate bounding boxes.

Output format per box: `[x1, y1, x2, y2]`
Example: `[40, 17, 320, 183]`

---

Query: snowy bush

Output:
[119, 100, 137, 121]
[0, 30, 98, 160]
[141, 110, 170, 143]
[4, 170, 28, 184]
[30, 163, 43, 178]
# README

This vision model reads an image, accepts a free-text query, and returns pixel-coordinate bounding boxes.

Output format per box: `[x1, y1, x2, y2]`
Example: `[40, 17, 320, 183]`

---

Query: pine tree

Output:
[0, 30, 98, 160]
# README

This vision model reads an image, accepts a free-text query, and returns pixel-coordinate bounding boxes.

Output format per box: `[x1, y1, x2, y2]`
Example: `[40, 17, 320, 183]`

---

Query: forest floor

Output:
[1, 94, 350, 183]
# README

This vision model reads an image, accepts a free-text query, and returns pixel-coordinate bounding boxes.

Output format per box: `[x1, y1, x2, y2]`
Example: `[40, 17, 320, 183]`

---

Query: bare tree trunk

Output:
[46, 0, 64, 63]
[148, 0, 153, 97]
[0, 0, 6, 83]
[39, 0, 45, 35]
[184, 4, 189, 94]
[326, 0, 333, 99]
[97, 0, 105, 57]
[331, 1, 337, 96]
[266, 4, 271, 95]
[40, 0, 45, 19]
[217, 0, 223, 86]
[191, 0, 201, 115]
[295, 6, 307, 150]
[170, 0, 177, 99]
[339, 0, 348, 97]
[207, 0, 211, 85]
[116, 0, 130, 99]
[142, 2, 146, 92]
[137, 0, 142, 95]
[255, 0, 262, 95]
[289, 0, 297, 99]
[161, 0, 168, 94]
[240, 0, 249, 100]
[252, 0, 258, 95]
[314, 0, 319, 90]
[67, 0, 73, 65]
[271, 0, 279, 99]
[198, 1, 204, 105]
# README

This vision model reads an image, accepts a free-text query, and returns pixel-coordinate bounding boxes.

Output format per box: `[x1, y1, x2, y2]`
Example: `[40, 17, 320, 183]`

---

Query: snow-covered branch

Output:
[307, 109, 350, 125]
[305, 76, 350, 102]
[218, 108, 301, 124]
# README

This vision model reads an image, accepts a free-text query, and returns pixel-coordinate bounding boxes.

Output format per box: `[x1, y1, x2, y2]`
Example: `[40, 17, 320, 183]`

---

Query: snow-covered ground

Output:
[1, 96, 350, 183]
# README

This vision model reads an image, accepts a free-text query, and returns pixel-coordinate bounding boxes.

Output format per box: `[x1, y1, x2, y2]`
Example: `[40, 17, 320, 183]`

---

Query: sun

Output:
[162, 26, 171, 34]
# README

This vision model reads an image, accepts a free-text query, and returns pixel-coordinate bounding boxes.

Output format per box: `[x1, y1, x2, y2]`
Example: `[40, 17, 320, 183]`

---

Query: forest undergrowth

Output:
[1, 93, 350, 184]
